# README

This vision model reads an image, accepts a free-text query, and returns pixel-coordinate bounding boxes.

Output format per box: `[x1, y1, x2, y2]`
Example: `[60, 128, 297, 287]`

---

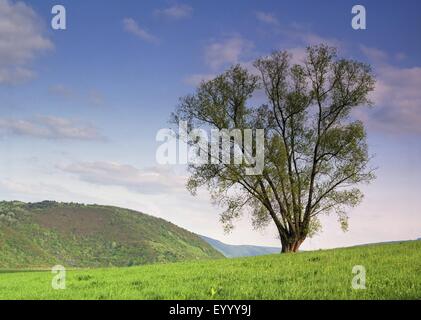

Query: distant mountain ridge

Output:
[202, 236, 421, 257]
[200, 235, 280, 258]
[0, 201, 223, 269]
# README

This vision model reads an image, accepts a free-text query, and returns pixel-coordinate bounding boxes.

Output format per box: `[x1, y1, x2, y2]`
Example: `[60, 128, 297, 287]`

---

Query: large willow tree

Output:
[173, 45, 376, 253]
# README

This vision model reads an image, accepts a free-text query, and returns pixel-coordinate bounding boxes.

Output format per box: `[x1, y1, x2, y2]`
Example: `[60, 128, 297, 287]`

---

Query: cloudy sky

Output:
[0, 0, 420, 249]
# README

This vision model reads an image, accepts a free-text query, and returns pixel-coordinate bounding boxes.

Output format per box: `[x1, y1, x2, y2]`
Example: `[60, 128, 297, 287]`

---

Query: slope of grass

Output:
[0, 201, 222, 269]
[0, 241, 419, 300]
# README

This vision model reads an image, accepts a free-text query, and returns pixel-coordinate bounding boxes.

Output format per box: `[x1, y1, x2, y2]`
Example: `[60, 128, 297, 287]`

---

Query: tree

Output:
[172, 45, 376, 253]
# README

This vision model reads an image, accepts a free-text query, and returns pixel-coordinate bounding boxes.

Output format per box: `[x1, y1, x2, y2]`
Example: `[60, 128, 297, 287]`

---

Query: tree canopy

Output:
[172, 45, 376, 252]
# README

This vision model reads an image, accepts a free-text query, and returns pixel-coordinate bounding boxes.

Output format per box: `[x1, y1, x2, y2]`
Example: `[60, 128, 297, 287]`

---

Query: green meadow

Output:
[0, 241, 420, 300]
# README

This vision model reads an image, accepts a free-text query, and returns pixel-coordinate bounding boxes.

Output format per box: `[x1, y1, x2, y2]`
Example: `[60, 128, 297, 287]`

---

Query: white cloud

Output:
[255, 11, 279, 26]
[88, 89, 104, 106]
[205, 36, 254, 70]
[123, 18, 159, 44]
[0, 66, 35, 84]
[0, 0, 53, 84]
[183, 73, 216, 86]
[0, 116, 106, 141]
[155, 4, 193, 20]
[360, 45, 389, 62]
[58, 161, 187, 195]
[366, 65, 421, 134]
[295, 31, 341, 48]
[395, 52, 407, 61]
[48, 85, 105, 107]
[0, 179, 70, 198]
[49, 84, 75, 98]
[184, 36, 254, 86]
[287, 47, 308, 65]
[277, 23, 342, 49]
[356, 46, 421, 135]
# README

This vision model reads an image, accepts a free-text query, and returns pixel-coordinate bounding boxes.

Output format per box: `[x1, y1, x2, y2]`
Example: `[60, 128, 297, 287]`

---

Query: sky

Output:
[0, 0, 420, 249]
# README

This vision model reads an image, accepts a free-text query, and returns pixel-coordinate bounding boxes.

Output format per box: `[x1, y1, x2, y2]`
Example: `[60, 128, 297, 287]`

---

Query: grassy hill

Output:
[0, 201, 222, 269]
[0, 241, 420, 299]
[200, 235, 280, 257]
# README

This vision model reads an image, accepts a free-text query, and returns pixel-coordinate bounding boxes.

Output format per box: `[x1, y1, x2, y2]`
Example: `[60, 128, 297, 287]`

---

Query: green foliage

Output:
[0, 201, 223, 269]
[0, 241, 419, 300]
[172, 45, 376, 252]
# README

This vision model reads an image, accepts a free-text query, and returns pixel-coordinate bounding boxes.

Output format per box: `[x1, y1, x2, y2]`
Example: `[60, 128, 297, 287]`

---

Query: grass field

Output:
[0, 241, 420, 300]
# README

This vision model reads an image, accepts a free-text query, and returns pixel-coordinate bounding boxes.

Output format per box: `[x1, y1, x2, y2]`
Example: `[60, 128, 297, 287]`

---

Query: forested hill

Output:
[0, 201, 223, 269]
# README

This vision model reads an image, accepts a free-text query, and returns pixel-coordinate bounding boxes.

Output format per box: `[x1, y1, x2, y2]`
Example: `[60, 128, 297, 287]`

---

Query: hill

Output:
[0, 201, 222, 269]
[200, 235, 280, 257]
[0, 241, 419, 299]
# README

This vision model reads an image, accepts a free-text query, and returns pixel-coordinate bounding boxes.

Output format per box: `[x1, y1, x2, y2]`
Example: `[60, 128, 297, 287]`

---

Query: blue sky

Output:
[0, 0, 420, 249]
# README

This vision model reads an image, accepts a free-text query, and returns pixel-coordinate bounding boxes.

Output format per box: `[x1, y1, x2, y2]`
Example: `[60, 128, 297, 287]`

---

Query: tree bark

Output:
[280, 238, 304, 253]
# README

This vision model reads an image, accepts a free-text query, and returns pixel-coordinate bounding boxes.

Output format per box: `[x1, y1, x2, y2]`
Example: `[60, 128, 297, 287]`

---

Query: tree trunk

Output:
[280, 238, 304, 253]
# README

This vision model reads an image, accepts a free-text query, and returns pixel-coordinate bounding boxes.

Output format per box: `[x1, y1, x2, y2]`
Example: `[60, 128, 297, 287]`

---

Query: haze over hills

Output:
[200, 235, 280, 258]
[0, 201, 223, 269]
[202, 236, 421, 257]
